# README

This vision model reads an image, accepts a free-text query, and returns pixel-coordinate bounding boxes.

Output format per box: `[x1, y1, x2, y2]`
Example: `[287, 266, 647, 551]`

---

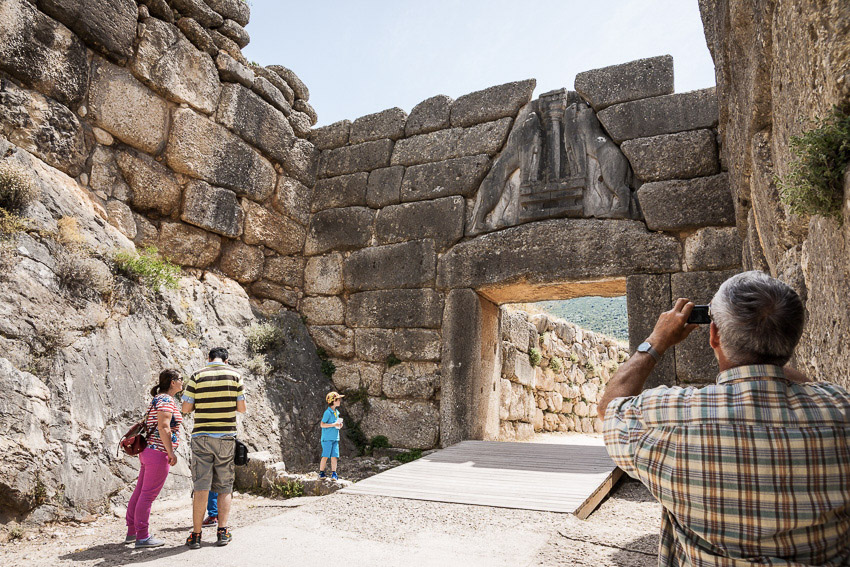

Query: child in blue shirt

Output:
[319, 391, 344, 480]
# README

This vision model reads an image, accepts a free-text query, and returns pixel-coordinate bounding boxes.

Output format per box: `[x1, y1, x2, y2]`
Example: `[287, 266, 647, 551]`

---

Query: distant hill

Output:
[534, 296, 628, 342]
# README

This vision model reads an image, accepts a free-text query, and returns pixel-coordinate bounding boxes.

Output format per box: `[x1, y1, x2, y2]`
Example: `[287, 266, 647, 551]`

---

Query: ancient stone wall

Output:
[699, 1, 850, 389]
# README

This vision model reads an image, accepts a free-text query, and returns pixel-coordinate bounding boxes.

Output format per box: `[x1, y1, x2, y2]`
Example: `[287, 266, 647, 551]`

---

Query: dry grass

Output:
[0, 160, 38, 213]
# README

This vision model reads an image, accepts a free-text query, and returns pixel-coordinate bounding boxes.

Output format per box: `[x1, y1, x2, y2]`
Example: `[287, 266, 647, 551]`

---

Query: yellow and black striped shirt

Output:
[183, 363, 244, 436]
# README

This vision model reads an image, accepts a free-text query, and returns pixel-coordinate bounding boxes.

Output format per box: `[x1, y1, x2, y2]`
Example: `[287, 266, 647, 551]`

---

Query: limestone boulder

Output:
[501, 310, 531, 352]
[253, 76, 292, 116]
[310, 120, 351, 151]
[354, 328, 393, 361]
[301, 296, 345, 326]
[205, 0, 250, 26]
[281, 139, 319, 188]
[106, 199, 136, 239]
[133, 18, 221, 114]
[36, 0, 137, 62]
[304, 207, 374, 256]
[637, 173, 735, 231]
[242, 199, 306, 255]
[621, 129, 719, 182]
[382, 362, 439, 400]
[312, 172, 368, 212]
[116, 149, 183, 217]
[90, 147, 131, 201]
[391, 119, 512, 166]
[272, 176, 311, 226]
[366, 166, 404, 208]
[350, 108, 407, 144]
[216, 52, 254, 87]
[250, 280, 298, 307]
[304, 253, 343, 295]
[309, 325, 354, 359]
[346, 289, 443, 329]
[361, 399, 439, 449]
[343, 240, 437, 292]
[263, 256, 304, 287]
[684, 227, 743, 271]
[170, 0, 222, 27]
[319, 139, 394, 178]
[575, 55, 674, 111]
[158, 221, 221, 267]
[181, 180, 243, 238]
[293, 100, 318, 126]
[216, 83, 295, 165]
[502, 346, 535, 387]
[375, 196, 465, 250]
[219, 19, 249, 48]
[450, 80, 536, 128]
[406, 94, 452, 137]
[177, 17, 217, 57]
[392, 329, 441, 362]
[400, 155, 491, 202]
[267, 65, 309, 101]
[219, 240, 263, 283]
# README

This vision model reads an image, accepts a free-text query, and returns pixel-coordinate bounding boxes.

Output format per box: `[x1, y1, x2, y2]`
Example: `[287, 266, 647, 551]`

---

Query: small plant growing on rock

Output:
[385, 353, 401, 368]
[315, 347, 336, 378]
[113, 246, 180, 291]
[528, 347, 542, 367]
[549, 356, 563, 373]
[0, 160, 38, 214]
[272, 480, 304, 499]
[56, 250, 113, 301]
[245, 321, 285, 353]
[393, 449, 423, 463]
[245, 354, 270, 376]
[370, 435, 391, 449]
[0, 207, 28, 236]
[569, 352, 579, 363]
[779, 105, 850, 223]
[56, 216, 85, 249]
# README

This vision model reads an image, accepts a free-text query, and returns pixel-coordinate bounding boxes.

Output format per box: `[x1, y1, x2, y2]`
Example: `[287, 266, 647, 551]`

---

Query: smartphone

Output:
[687, 305, 711, 324]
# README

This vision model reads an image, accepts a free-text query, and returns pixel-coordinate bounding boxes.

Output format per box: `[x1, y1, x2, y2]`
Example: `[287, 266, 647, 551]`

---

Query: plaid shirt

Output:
[604, 364, 850, 566]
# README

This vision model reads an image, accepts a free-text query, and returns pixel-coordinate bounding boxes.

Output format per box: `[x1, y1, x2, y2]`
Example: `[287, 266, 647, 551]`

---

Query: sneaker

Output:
[202, 515, 218, 527]
[124, 533, 136, 544]
[318, 470, 326, 478]
[331, 472, 338, 480]
[216, 527, 232, 547]
[186, 532, 201, 549]
[135, 536, 165, 549]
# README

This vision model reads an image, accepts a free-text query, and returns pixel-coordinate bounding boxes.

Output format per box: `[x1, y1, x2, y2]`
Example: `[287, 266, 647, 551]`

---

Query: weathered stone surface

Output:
[354, 328, 393, 361]
[382, 362, 439, 400]
[181, 180, 243, 238]
[219, 19, 249, 48]
[627, 274, 676, 388]
[319, 139, 393, 178]
[406, 94, 452, 137]
[621, 129, 719, 182]
[671, 269, 740, 384]
[176, 17, 217, 57]
[300, 296, 344, 326]
[170, 0, 222, 27]
[263, 256, 304, 287]
[145, 0, 173, 22]
[366, 166, 404, 208]
[36, 0, 137, 62]
[310, 120, 350, 151]
[450, 80, 535, 128]
[219, 240, 263, 283]
[88, 58, 171, 155]
[250, 280, 298, 307]
[268, 65, 309, 101]
[597, 88, 718, 143]
[252, 65, 294, 105]
[133, 18, 221, 114]
[310, 325, 354, 358]
[304, 253, 343, 295]
[637, 173, 735, 231]
[293, 99, 317, 126]
[330, 360, 382, 395]
[272, 176, 310, 225]
[90, 147, 130, 200]
[242, 199, 306, 255]
[106, 199, 136, 239]
[215, 52, 254, 87]
[92, 127, 114, 146]
[304, 207, 374, 256]
[216, 83, 294, 164]
[312, 172, 368, 212]
[343, 240, 436, 291]
[501, 310, 530, 352]
[253, 76, 292, 116]
[361, 399, 439, 449]
[134, 212, 158, 246]
[114, 149, 180, 216]
[204, 0, 250, 26]
[158, 221, 222, 267]
[281, 139, 319, 187]
[575, 55, 674, 111]
[166, 108, 277, 201]
[391, 119, 512, 166]
[0, 79, 86, 177]
[438, 219, 682, 290]
[502, 346, 535, 387]
[350, 108, 407, 144]
[684, 227, 743, 271]
[400, 155, 491, 202]
[375, 197, 465, 250]
[392, 329, 441, 362]
[346, 289, 443, 329]
[0, 0, 88, 107]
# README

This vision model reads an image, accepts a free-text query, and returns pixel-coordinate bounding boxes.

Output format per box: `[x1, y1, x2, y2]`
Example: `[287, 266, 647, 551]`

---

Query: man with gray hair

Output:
[598, 271, 850, 566]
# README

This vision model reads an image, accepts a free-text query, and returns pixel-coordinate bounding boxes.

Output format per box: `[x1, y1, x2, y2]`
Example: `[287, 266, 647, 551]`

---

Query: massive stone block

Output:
[253, 76, 292, 116]
[346, 289, 443, 328]
[216, 83, 295, 164]
[374, 196, 465, 250]
[382, 362, 439, 400]
[281, 139, 319, 188]
[354, 328, 393, 361]
[36, 0, 137, 62]
[684, 227, 743, 271]
[318, 139, 394, 178]
[242, 199, 305, 255]
[0, 0, 89, 107]
[267, 65, 309, 101]
[158, 221, 221, 267]
[90, 146, 131, 200]
[406, 94, 452, 137]
[449, 80, 536, 128]
[343, 240, 437, 292]
[133, 18, 221, 114]
[312, 172, 368, 212]
[621, 129, 719, 182]
[181, 180, 243, 238]
[263, 255, 304, 287]
[575, 55, 675, 111]
[88, 58, 171, 155]
[219, 240, 263, 283]
[166, 108, 277, 201]
[178, 17, 217, 57]
[219, 19, 249, 48]
[391, 118, 512, 166]
[294, 99, 317, 125]
[310, 120, 350, 151]
[437, 219, 682, 293]
[251, 65, 294, 105]
[361, 399, 439, 449]
[309, 325, 354, 358]
[393, 329, 441, 362]
[250, 280, 298, 308]
[171, 0, 222, 27]
[116, 149, 182, 216]
[350, 108, 407, 144]
[272, 176, 311, 226]
[597, 87, 718, 143]
[300, 296, 345, 326]
[366, 166, 404, 208]
[637, 173, 735, 231]
[626, 274, 675, 389]
[400, 155, 491, 202]
[304, 253, 343, 295]
[304, 207, 374, 256]
[216, 52, 254, 87]
[205, 0, 250, 26]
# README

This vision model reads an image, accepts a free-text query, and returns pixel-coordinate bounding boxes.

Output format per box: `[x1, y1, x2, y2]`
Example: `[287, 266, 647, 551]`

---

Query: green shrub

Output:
[271, 480, 304, 499]
[113, 247, 180, 291]
[321, 358, 336, 378]
[344, 413, 369, 456]
[549, 356, 563, 373]
[245, 321, 285, 353]
[779, 105, 850, 223]
[528, 347, 541, 367]
[245, 354, 270, 376]
[370, 435, 390, 449]
[393, 449, 423, 463]
[0, 161, 38, 213]
[385, 353, 401, 368]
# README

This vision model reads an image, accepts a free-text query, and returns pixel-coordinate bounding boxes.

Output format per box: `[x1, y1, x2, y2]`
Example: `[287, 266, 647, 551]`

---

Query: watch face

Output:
[637, 342, 651, 353]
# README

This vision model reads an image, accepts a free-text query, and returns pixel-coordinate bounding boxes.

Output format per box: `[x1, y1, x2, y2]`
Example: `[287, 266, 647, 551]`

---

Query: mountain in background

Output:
[534, 296, 628, 342]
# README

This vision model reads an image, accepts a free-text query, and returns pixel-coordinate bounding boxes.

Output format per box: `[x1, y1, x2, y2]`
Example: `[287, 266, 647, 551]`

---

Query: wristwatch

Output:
[636, 341, 662, 362]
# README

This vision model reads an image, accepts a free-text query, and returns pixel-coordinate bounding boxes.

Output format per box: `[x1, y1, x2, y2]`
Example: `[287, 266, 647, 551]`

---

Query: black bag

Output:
[234, 439, 248, 466]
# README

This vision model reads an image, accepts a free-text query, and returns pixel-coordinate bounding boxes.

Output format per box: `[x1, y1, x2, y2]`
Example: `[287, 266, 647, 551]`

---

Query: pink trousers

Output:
[126, 447, 170, 540]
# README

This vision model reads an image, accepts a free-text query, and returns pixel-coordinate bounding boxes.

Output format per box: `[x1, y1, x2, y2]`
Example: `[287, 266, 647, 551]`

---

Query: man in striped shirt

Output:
[182, 347, 246, 549]
[599, 271, 850, 565]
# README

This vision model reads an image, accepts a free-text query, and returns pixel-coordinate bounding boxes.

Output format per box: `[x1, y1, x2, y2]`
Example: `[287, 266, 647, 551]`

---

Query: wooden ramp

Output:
[340, 439, 623, 518]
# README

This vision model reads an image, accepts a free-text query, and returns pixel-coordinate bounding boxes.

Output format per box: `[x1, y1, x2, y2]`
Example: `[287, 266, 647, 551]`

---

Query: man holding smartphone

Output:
[598, 271, 850, 565]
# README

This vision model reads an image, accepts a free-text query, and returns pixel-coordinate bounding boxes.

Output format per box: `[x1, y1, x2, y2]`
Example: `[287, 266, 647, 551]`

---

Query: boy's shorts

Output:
[321, 440, 339, 459]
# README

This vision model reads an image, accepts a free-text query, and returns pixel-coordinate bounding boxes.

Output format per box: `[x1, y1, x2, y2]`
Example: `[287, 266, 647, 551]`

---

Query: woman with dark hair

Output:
[125, 369, 184, 548]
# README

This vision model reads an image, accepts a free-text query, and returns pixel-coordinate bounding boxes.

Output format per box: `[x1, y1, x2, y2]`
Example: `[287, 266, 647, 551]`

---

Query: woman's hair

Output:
[150, 369, 181, 397]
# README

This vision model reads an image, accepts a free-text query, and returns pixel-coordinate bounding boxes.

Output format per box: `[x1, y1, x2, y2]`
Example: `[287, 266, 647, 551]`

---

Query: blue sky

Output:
[243, 1, 715, 127]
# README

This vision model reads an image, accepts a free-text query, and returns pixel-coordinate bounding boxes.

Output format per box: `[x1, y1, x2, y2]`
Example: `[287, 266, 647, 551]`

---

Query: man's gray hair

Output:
[710, 271, 805, 366]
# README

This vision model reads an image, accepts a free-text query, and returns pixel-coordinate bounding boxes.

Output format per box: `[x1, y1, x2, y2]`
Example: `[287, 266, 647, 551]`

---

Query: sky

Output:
[242, 1, 716, 127]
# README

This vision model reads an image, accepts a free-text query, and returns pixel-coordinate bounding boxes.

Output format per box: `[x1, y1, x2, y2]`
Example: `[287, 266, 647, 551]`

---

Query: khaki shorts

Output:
[191, 436, 235, 494]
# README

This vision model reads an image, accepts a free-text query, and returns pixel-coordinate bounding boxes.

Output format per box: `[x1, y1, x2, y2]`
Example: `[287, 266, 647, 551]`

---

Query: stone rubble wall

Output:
[497, 307, 629, 441]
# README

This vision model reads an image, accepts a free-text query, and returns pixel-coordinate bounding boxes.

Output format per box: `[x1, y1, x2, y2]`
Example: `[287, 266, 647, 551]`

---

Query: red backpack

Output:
[117, 399, 157, 457]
